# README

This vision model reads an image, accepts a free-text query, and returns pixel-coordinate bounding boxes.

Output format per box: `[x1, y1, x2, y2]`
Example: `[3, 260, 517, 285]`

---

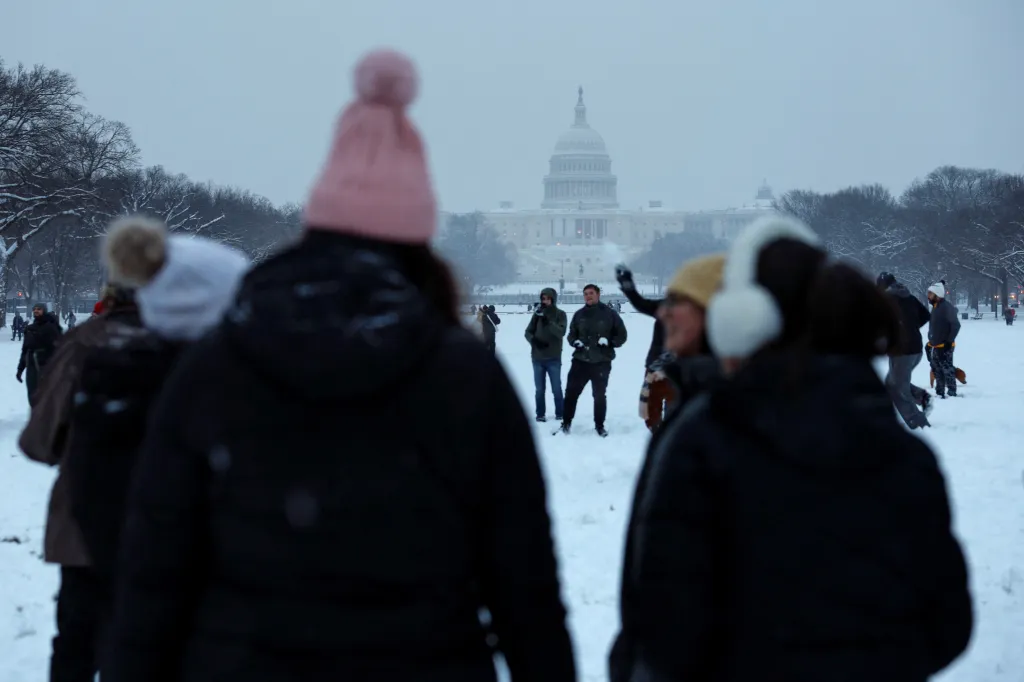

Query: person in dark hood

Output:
[17, 302, 63, 403]
[877, 272, 932, 428]
[103, 50, 574, 682]
[524, 287, 567, 422]
[1003, 306, 1015, 326]
[926, 282, 961, 398]
[560, 284, 627, 437]
[611, 217, 972, 682]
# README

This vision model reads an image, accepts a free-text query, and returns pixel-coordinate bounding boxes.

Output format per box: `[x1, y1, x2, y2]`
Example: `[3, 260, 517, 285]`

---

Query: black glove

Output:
[15, 369, 23, 383]
[534, 308, 546, 318]
[615, 263, 635, 292]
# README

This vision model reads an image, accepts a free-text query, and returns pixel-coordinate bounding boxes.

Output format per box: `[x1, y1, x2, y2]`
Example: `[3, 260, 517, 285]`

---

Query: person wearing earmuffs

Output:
[609, 216, 973, 682]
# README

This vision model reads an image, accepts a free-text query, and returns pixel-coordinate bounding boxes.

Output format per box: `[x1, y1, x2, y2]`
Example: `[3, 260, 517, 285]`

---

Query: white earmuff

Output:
[707, 216, 821, 358]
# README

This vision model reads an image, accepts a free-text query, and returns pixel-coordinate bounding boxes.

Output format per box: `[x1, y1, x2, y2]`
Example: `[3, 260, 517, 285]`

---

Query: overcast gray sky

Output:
[6, 0, 1023, 213]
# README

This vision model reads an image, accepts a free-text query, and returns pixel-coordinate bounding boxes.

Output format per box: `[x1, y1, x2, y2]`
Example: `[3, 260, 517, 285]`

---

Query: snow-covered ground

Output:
[0, 311, 1020, 681]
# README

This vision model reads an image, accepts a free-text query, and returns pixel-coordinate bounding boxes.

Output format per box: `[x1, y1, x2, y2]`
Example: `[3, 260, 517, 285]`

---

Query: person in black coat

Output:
[11, 312, 26, 341]
[877, 272, 931, 428]
[103, 49, 574, 682]
[17, 303, 63, 403]
[611, 217, 972, 682]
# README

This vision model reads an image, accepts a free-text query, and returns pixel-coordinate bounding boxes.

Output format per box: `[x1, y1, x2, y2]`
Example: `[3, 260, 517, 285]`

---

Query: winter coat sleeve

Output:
[625, 415, 717, 679]
[105, 362, 209, 682]
[566, 311, 580, 348]
[17, 334, 29, 373]
[478, 362, 576, 682]
[912, 452, 973, 673]
[622, 286, 661, 318]
[524, 315, 540, 346]
[17, 336, 87, 466]
[534, 309, 567, 346]
[608, 310, 628, 348]
[913, 297, 931, 329]
[946, 304, 961, 343]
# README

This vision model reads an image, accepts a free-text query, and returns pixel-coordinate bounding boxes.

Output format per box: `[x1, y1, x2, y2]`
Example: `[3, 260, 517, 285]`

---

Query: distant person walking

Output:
[16, 303, 63, 403]
[1004, 307, 1015, 326]
[878, 272, 932, 428]
[560, 284, 627, 437]
[11, 312, 25, 341]
[524, 288, 568, 422]
[478, 304, 500, 352]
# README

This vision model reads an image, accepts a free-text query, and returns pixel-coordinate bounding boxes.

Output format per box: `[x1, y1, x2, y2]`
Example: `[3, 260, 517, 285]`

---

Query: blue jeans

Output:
[533, 359, 564, 419]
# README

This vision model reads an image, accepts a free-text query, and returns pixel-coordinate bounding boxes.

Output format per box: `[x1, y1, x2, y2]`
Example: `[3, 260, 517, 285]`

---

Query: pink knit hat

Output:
[304, 49, 437, 244]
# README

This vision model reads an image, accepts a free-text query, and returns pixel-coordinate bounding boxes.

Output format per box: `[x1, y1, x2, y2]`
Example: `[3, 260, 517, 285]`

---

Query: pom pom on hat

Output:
[103, 216, 168, 287]
[354, 49, 417, 108]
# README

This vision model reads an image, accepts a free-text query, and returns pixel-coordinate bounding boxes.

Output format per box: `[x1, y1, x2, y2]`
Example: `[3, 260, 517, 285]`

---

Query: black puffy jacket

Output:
[65, 325, 183, 580]
[104, 232, 575, 682]
[886, 282, 930, 355]
[611, 352, 972, 682]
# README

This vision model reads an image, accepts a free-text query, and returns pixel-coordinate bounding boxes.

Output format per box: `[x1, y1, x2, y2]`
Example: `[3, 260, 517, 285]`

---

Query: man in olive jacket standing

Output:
[560, 284, 627, 437]
[525, 287, 568, 423]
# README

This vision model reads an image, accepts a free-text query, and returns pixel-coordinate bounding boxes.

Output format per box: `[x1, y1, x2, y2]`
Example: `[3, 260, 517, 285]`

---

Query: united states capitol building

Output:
[452, 87, 776, 283]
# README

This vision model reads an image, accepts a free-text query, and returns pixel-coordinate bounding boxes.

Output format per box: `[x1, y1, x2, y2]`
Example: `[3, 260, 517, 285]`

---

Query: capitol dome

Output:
[542, 87, 618, 209]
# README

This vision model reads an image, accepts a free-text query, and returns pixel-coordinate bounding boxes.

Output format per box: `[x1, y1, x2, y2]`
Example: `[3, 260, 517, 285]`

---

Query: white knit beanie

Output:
[103, 216, 250, 340]
[928, 283, 946, 299]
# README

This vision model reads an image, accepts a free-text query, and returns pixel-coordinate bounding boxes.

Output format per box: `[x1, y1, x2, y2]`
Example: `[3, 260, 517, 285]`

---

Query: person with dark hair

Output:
[877, 272, 932, 428]
[611, 217, 972, 682]
[524, 288, 567, 422]
[103, 50, 574, 682]
[16, 303, 63, 403]
[926, 282, 961, 398]
[560, 283, 627, 437]
[1003, 306, 1015, 326]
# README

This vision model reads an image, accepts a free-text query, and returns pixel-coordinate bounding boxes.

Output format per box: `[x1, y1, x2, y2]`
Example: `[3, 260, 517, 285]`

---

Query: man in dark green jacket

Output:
[525, 287, 568, 422]
[560, 284, 627, 437]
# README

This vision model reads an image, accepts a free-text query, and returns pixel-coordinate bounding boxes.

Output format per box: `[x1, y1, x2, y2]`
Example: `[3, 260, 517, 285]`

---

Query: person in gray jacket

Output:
[926, 281, 961, 398]
[878, 273, 931, 428]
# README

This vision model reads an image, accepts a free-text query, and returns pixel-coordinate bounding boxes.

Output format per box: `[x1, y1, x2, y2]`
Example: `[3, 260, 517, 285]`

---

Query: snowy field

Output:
[0, 311, 1021, 681]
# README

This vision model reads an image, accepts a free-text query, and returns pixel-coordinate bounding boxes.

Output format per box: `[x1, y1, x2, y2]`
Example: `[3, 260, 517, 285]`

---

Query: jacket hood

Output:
[541, 287, 558, 304]
[223, 234, 443, 401]
[709, 353, 898, 472]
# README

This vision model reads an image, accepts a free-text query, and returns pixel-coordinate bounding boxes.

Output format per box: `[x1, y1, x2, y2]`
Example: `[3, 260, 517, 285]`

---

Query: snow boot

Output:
[596, 426, 608, 438]
[536, 416, 547, 423]
[555, 422, 571, 435]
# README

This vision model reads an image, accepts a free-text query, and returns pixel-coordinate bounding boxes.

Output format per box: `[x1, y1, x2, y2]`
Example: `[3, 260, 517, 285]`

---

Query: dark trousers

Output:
[563, 360, 611, 428]
[885, 354, 928, 427]
[51, 566, 107, 682]
[930, 346, 957, 396]
[533, 359, 564, 419]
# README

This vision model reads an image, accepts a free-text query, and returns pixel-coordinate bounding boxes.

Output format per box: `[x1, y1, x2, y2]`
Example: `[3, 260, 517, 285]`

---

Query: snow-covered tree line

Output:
[0, 59, 302, 324]
[776, 166, 1024, 312]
